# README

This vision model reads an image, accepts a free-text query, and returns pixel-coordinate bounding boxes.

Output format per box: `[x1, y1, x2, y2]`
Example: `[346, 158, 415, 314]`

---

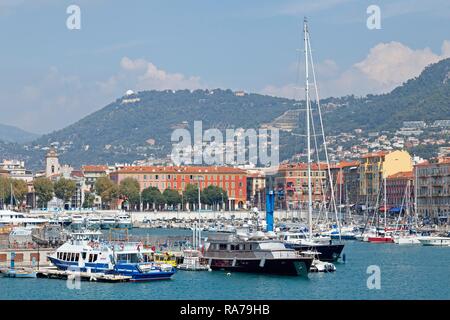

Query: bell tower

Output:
[45, 147, 60, 177]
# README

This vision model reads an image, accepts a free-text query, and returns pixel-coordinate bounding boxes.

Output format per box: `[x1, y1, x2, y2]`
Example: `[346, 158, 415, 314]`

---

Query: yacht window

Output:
[230, 244, 239, 251]
[81, 252, 86, 260]
[219, 244, 227, 250]
[62, 253, 67, 261]
[75, 253, 79, 262]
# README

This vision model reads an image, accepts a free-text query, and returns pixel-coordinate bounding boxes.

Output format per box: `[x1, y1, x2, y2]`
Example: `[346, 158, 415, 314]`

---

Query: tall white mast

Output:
[384, 176, 387, 231]
[304, 18, 313, 241]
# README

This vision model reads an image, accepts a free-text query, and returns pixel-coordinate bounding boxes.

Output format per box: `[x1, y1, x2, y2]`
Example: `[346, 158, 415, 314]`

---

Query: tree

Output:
[54, 178, 77, 206]
[11, 179, 28, 207]
[142, 186, 165, 210]
[202, 185, 228, 208]
[94, 176, 119, 209]
[83, 192, 96, 208]
[163, 189, 181, 208]
[119, 177, 140, 210]
[0, 176, 11, 207]
[184, 184, 199, 206]
[33, 177, 54, 208]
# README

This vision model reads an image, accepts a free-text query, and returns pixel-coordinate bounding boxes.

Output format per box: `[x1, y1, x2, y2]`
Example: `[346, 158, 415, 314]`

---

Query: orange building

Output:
[109, 165, 247, 210]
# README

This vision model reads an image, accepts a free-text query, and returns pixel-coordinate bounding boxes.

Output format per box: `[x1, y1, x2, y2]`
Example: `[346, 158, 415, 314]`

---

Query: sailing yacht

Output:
[368, 177, 394, 243]
[280, 19, 344, 262]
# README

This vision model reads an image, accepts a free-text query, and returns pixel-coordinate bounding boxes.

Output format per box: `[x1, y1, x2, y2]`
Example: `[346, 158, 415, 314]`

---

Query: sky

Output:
[0, 0, 449, 134]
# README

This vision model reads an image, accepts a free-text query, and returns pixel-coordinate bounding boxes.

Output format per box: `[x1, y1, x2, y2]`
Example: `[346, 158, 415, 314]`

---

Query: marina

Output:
[1, 228, 449, 300]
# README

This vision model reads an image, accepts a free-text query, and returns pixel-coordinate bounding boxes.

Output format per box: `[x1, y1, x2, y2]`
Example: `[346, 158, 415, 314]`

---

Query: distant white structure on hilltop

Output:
[125, 89, 135, 96]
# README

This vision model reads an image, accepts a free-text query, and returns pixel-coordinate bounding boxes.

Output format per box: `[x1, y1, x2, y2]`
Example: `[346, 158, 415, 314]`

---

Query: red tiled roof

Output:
[361, 151, 388, 159]
[82, 165, 108, 172]
[387, 171, 413, 179]
[112, 165, 246, 175]
[278, 162, 329, 171]
[330, 161, 360, 169]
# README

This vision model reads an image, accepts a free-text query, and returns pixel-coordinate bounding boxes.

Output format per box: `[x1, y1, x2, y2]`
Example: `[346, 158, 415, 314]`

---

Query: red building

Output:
[109, 165, 247, 210]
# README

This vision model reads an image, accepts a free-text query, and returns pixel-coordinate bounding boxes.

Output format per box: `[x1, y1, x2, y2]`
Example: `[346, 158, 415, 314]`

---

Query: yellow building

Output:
[359, 150, 412, 205]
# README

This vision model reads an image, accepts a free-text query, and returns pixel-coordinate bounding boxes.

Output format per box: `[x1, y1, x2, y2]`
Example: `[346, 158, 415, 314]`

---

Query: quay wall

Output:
[129, 210, 309, 222]
[0, 249, 53, 268]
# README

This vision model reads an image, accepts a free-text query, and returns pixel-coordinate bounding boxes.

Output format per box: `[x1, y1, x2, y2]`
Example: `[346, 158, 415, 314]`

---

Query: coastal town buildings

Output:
[415, 157, 450, 222]
[110, 165, 247, 210]
[385, 171, 414, 209]
[358, 150, 413, 207]
[267, 163, 328, 210]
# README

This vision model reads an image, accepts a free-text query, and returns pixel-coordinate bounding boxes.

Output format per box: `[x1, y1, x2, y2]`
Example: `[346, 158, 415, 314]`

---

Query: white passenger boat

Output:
[47, 230, 176, 281]
[70, 215, 85, 230]
[0, 210, 48, 227]
[86, 215, 101, 230]
[116, 214, 132, 229]
[101, 216, 117, 229]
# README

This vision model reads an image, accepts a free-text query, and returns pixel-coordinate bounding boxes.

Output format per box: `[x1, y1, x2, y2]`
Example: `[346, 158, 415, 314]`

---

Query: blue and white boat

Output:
[47, 230, 176, 281]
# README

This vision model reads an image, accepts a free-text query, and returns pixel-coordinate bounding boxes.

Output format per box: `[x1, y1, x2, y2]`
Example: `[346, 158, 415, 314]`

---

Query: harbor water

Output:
[1, 229, 449, 300]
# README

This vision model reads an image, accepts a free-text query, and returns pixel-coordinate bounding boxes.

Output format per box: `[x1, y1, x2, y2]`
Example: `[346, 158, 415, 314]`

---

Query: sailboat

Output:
[282, 19, 344, 262]
[368, 177, 394, 243]
[392, 179, 421, 244]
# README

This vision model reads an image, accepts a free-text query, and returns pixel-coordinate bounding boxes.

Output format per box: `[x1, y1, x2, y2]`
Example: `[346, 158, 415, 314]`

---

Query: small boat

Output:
[301, 251, 336, 273]
[177, 249, 210, 271]
[116, 214, 132, 229]
[417, 234, 450, 246]
[70, 215, 85, 230]
[100, 216, 117, 229]
[86, 215, 101, 230]
[152, 251, 179, 267]
[0, 268, 37, 278]
[368, 235, 394, 243]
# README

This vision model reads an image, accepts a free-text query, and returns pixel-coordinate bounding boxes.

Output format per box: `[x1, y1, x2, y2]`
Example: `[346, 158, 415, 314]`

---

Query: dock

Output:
[36, 268, 131, 283]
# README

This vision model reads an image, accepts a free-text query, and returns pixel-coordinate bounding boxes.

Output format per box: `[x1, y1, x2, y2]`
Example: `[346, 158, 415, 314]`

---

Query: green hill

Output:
[2, 58, 449, 170]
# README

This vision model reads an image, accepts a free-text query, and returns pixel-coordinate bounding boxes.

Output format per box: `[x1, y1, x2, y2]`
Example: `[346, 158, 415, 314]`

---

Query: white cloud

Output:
[0, 58, 206, 134]
[262, 40, 450, 99]
[98, 57, 205, 95]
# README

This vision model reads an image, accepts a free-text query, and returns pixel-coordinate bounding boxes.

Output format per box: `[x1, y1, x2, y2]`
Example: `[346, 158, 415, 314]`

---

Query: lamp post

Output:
[197, 176, 203, 221]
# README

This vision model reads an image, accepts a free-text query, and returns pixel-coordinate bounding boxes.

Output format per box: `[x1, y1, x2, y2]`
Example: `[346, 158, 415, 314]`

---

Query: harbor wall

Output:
[129, 210, 309, 222]
[0, 249, 53, 268]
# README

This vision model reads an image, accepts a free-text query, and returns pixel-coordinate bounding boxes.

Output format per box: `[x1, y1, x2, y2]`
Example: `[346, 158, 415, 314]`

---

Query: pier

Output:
[36, 268, 131, 283]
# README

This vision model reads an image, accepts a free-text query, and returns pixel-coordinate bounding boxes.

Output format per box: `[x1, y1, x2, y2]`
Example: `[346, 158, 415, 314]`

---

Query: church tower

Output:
[45, 148, 60, 177]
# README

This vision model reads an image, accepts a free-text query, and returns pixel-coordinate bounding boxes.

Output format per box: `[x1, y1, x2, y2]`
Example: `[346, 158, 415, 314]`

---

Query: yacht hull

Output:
[208, 258, 312, 276]
[286, 243, 344, 262]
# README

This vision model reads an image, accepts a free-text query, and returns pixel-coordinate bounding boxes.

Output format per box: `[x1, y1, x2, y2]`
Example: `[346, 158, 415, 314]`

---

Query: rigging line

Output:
[306, 27, 342, 240]
[310, 103, 328, 225]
